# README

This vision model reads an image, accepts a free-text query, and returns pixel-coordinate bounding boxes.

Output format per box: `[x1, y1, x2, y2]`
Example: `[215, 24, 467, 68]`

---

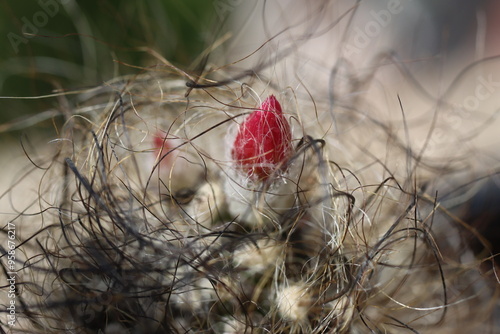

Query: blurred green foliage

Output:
[0, 0, 223, 126]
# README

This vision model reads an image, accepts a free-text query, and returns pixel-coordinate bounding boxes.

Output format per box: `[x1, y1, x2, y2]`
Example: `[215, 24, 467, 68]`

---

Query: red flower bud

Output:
[231, 95, 292, 180]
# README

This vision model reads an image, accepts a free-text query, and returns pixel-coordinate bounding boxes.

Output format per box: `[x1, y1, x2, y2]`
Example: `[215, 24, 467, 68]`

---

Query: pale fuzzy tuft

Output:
[276, 283, 312, 322]
[232, 238, 283, 273]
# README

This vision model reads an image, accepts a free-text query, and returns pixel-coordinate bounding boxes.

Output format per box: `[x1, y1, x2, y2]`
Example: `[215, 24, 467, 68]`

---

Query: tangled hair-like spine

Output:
[1, 58, 499, 333]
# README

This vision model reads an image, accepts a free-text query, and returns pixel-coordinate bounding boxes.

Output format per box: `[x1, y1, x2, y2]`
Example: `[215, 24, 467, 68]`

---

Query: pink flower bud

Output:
[231, 95, 292, 180]
[151, 133, 200, 190]
[153, 132, 171, 167]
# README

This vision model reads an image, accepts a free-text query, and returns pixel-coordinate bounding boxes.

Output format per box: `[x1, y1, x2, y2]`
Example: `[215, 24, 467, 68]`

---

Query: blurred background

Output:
[0, 0, 497, 136]
[0, 0, 224, 138]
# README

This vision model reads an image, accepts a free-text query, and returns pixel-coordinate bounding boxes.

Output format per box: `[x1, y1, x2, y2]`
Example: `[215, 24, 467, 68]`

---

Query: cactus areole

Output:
[231, 95, 292, 180]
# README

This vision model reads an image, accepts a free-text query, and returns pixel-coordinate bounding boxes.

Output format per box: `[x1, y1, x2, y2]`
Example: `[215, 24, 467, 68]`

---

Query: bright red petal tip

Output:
[231, 95, 292, 180]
